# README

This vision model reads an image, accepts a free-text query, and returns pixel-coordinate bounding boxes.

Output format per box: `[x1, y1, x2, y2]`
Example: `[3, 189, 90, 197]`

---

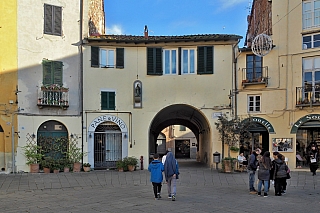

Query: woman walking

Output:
[309, 145, 318, 176]
[273, 153, 287, 196]
[257, 151, 272, 197]
[164, 152, 180, 201]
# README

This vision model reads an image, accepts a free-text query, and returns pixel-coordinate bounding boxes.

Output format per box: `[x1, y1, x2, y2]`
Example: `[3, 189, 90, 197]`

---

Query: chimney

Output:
[144, 25, 148, 39]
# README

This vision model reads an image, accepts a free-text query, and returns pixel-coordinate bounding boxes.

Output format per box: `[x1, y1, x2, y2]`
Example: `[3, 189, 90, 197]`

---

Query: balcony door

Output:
[303, 57, 320, 102]
[246, 55, 262, 81]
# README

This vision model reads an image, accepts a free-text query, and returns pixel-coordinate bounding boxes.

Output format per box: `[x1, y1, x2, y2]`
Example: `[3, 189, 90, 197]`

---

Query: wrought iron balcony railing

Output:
[37, 86, 69, 109]
[242, 66, 268, 87]
[296, 85, 320, 107]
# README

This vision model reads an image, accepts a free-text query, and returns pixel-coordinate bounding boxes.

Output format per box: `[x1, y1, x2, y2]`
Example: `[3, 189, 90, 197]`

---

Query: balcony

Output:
[296, 85, 320, 107]
[242, 66, 268, 88]
[37, 85, 69, 109]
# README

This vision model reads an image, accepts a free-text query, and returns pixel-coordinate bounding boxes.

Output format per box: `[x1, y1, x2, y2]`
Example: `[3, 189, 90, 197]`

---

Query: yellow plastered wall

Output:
[0, 1, 18, 170]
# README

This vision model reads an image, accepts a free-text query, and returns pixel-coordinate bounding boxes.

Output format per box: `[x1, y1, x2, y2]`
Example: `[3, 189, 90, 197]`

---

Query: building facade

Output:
[13, 0, 105, 172]
[0, 1, 19, 171]
[83, 32, 241, 169]
[237, 0, 320, 170]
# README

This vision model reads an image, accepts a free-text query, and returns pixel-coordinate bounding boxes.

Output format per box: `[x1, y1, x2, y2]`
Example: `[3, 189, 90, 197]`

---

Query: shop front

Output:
[291, 114, 320, 169]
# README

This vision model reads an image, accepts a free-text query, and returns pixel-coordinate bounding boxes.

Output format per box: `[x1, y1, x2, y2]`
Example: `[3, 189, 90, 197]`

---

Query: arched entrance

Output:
[240, 117, 275, 158]
[37, 120, 68, 159]
[88, 115, 128, 169]
[149, 104, 210, 163]
[291, 114, 320, 168]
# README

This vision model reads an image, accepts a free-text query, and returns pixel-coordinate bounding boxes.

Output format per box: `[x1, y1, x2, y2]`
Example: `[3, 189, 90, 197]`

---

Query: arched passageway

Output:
[149, 104, 211, 163]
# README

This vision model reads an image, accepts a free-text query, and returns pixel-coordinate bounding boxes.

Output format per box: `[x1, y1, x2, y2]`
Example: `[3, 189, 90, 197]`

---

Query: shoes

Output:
[168, 195, 172, 199]
[154, 197, 158, 200]
[264, 193, 268, 197]
[157, 193, 161, 199]
[275, 193, 282, 196]
[172, 195, 176, 201]
[250, 190, 257, 194]
[281, 190, 286, 195]
[257, 192, 261, 196]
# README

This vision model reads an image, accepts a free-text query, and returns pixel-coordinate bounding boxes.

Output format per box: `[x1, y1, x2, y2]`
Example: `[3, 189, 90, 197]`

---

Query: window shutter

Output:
[101, 92, 108, 110]
[116, 48, 124, 68]
[44, 4, 53, 34]
[53, 61, 63, 85]
[91, 46, 100, 67]
[108, 92, 115, 110]
[53, 6, 62, 35]
[101, 92, 115, 110]
[197, 46, 214, 74]
[147, 48, 163, 75]
[42, 60, 53, 85]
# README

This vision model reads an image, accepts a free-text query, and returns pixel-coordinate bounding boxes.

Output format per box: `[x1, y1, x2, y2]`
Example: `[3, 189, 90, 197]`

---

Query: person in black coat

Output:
[309, 145, 319, 176]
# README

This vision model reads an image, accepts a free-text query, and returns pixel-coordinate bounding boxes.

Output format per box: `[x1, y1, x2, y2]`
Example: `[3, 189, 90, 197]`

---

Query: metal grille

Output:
[94, 131, 122, 169]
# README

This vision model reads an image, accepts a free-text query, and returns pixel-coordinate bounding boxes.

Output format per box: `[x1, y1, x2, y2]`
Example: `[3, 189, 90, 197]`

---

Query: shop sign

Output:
[251, 117, 275, 134]
[290, 114, 320, 134]
[88, 114, 128, 132]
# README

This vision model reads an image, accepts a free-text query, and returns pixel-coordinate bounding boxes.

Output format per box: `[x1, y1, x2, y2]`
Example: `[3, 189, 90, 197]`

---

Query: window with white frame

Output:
[303, 33, 320, 49]
[303, 57, 320, 102]
[303, 0, 320, 30]
[100, 49, 115, 68]
[163, 49, 178, 75]
[248, 95, 261, 112]
[182, 48, 196, 74]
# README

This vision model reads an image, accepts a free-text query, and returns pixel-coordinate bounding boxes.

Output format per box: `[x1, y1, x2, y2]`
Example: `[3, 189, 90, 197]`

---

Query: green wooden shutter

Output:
[116, 48, 124, 68]
[44, 4, 53, 34]
[53, 61, 63, 85]
[147, 48, 162, 75]
[101, 92, 115, 110]
[197, 46, 214, 74]
[91, 46, 100, 67]
[43, 60, 53, 85]
[53, 6, 62, 36]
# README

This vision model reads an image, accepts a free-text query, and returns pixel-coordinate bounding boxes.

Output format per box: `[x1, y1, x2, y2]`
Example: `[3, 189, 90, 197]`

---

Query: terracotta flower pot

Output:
[64, 167, 70, 173]
[73, 162, 81, 172]
[128, 165, 135, 172]
[43, 167, 50, 173]
[53, 169, 59, 174]
[30, 163, 39, 173]
[83, 166, 91, 172]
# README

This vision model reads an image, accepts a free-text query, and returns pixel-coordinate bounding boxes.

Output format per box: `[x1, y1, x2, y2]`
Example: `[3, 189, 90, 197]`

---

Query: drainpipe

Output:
[80, 0, 84, 166]
[233, 39, 241, 118]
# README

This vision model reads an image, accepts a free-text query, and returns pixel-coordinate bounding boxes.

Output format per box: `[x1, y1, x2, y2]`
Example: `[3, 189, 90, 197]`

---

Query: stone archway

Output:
[149, 104, 211, 164]
[88, 114, 128, 168]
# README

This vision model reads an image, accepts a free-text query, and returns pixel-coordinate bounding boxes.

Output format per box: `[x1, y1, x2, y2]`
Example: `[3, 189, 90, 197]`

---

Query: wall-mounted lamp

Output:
[89, 132, 92, 138]
[31, 133, 35, 139]
[70, 133, 74, 138]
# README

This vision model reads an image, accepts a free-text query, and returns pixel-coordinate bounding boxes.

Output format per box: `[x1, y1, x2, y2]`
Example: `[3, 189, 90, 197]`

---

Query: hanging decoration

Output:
[251, 33, 273, 57]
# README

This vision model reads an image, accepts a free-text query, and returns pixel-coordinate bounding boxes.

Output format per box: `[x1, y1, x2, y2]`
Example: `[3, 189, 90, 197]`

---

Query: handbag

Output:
[286, 173, 291, 179]
[311, 158, 317, 163]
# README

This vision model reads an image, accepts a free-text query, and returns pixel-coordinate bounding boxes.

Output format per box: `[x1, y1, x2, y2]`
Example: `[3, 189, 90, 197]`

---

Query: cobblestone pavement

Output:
[0, 161, 319, 213]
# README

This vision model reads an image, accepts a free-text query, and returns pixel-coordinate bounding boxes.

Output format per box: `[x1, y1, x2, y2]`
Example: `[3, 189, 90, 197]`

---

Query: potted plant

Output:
[61, 158, 71, 172]
[51, 159, 60, 174]
[230, 146, 240, 152]
[66, 140, 86, 172]
[83, 163, 91, 172]
[21, 143, 44, 173]
[221, 157, 237, 173]
[215, 114, 254, 172]
[41, 158, 52, 173]
[123, 156, 138, 172]
[116, 159, 125, 172]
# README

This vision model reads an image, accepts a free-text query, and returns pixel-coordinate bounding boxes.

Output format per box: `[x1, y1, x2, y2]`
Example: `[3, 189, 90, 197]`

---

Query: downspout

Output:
[80, 0, 84, 166]
[233, 39, 241, 118]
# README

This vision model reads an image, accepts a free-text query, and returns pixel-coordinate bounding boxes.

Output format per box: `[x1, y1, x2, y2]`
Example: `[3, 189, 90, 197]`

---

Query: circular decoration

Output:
[251, 34, 273, 57]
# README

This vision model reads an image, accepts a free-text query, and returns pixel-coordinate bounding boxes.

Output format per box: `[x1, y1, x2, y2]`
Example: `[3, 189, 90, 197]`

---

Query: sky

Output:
[104, 0, 252, 47]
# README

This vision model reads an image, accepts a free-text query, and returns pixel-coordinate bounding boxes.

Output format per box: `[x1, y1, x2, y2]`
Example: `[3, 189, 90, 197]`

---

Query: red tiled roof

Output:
[86, 34, 242, 43]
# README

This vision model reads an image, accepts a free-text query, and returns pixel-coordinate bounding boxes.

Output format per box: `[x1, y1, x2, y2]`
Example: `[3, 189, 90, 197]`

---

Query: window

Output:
[101, 91, 115, 110]
[182, 48, 196, 74]
[303, 57, 320, 101]
[248, 95, 261, 112]
[44, 4, 62, 36]
[303, 33, 320, 49]
[91, 47, 124, 68]
[147, 46, 213, 75]
[246, 55, 262, 81]
[197, 46, 214, 74]
[42, 60, 63, 85]
[303, 0, 320, 29]
[179, 125, 186, 131]
[163, 49, 178, 75]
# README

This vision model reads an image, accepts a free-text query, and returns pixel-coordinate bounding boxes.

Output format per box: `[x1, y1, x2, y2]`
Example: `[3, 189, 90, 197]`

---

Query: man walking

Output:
[248, 149, 259, 194]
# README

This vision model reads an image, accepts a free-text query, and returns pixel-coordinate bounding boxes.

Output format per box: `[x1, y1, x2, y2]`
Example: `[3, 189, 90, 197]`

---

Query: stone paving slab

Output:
[0, 161, 319, 212]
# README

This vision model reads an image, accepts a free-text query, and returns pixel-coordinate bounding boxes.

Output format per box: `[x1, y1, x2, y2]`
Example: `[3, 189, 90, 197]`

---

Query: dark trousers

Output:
[152, 182, 162, 198]
[274, 178, 286, 195]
